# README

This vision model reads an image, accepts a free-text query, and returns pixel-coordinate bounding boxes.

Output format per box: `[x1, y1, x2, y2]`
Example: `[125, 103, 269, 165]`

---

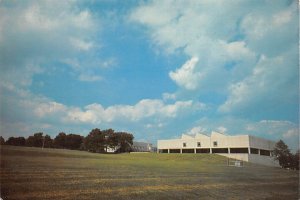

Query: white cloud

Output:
[65, 99, 205, 124]
[78, 74, 102, 82]
[283, 128, 299, 139]
[0, 0, 98, 87]
[145, 123, 164, 129]
[130, 0, 298, 122]
[219, 52, 298, 119]
[33, 102, 67, 118]
[162, 92, 177, 101]
[130, 0, 259, 95]
[0, 78, 206, 141]
[217, 126, 227, 133]
[185, 126, 207, 135]
[245, 120, 297, 136]
[169, 57, 202, 90]
[70, 38, 94, 51]
[240, 1, 297, 57]
[272, 9, 293, 26]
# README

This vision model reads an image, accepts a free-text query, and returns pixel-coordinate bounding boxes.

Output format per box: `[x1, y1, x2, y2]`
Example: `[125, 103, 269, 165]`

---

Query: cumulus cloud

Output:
[162, 92, 177, 101]
[245, 120, 297, 135]
[0, 76, 207, 139]
[130, 0, 298, 122]
[65, 99, 206, 124]
[185, 126, 207, 135]
[219, 52, 298, 120]
[216, 126, 227, 133]
[282, 129, 299, 139]
[0, 0, 99, 87]
[169, 57, 202, 90]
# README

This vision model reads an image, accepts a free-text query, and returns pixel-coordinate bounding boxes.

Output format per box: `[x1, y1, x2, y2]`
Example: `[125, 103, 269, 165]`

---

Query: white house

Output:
[157, 131, 279, 167]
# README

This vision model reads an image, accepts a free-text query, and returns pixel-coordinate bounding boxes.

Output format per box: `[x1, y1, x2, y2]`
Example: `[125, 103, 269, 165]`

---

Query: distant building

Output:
[157, 131, 279, 167]
[105, 145, 120, 153]
[131, 142, 154, 152]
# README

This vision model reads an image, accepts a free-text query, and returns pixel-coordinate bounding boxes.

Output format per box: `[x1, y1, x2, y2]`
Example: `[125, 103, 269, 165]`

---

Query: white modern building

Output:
[157, 131, 279, 167]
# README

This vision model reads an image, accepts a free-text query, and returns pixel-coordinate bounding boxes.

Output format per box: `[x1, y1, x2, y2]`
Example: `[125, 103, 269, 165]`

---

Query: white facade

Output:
[157, 131, 279, 167]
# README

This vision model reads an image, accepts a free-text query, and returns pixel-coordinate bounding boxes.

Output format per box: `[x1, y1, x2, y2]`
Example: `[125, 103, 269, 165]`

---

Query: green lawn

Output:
[0, 145, 298, 200]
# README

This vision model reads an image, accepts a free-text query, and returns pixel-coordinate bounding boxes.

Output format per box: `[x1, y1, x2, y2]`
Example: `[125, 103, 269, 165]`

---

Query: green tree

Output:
[6, 137, 25, 146]
[65, 134, 83, 150]
[54, 132, 67, 148]
[273, 140, 292, 168]
[84, 128, 105, 153]
[116, 132, 134, 153]
[0, 136, 5, 145]
[43, 135, 53, 148]
[291, 150, 299, 170]
[25, 133, 44, 147]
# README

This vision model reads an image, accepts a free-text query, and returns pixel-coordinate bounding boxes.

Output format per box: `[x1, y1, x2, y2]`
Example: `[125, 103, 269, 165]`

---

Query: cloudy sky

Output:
[0, 0, 298, 150]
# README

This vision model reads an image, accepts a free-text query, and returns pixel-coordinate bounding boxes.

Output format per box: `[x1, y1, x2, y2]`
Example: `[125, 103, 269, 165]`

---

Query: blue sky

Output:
[0, 0, 299, 150]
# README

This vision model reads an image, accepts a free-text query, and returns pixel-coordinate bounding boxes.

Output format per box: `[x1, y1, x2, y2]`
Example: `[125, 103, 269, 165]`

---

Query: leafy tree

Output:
[0, 136, 5, 145]
[25, 133, 44, 147]
[84, 128, 106, 153]
[116, 132, 134, 153]
[54, 132, 67, 148]
[5, 137, 25, 146]
[43, 135, 53, 148]
[291, 150, 299, 170]
[65, 134, 83, 150]
[26, 136, 35, 147]
[273, 140, 298, 169]
[106, 132, 119, 150]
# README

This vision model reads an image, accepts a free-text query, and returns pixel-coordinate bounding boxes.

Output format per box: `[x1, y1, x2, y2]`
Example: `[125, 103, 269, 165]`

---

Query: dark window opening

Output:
[213, 141, 218, 147]
[197, 142, 201, 147]
[212, 148, 228, 153]
[183, 143, 186, 147]
[230, 148, 249, 154]
[160, 149, 168, 153]
[182, 149, 194, 153]
[196, 148, 210, 153]
[260, 149, 270, 156]
[250, 148, 259, 154]
[169, 149, 181, 153]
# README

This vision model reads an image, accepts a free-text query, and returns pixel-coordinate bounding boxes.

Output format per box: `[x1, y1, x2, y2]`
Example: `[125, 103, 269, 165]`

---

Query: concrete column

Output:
[167, 149, 170, 154]
[194, 148, 196, 154]
[180, 149, 182, 154]
[258, 149, 260, 155]
[228, 148, 230, 154]
[248, 147, 251, 154]
[209, 148, 212, 154]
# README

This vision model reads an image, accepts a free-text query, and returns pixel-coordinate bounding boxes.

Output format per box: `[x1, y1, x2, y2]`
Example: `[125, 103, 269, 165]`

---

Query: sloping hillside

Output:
[1, 145, 298, 200]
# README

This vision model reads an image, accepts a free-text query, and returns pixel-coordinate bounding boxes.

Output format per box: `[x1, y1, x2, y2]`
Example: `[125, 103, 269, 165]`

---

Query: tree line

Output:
[0, 128, 134, 153]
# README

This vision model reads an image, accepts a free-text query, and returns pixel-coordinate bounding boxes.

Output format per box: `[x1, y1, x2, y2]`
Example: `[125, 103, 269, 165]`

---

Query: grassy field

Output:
[0, 145, 298, 200]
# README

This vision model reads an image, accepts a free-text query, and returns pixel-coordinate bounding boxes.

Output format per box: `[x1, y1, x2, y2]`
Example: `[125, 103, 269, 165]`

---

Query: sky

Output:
[0, 0, 299, 150]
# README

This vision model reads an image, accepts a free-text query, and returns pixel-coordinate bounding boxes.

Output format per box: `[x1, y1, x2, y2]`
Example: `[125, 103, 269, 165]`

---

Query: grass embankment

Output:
[0, 145, 298, 200]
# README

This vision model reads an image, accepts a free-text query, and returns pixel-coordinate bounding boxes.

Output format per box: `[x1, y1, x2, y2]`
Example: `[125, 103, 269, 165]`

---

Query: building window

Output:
[197, 142, 201, 147]
[183, 142, 186, 147]
[213, 141, 218, 147]
[250, 148, 259, 154]
[230, 148, 249, 154]
[212, 148, 228, 153]
[260, 149, 270, 156]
